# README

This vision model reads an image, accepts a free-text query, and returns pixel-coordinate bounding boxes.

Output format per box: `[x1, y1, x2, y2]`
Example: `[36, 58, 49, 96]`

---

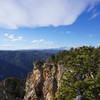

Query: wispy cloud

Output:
[32, 39, 54, 45]
[0, 0, 100, 29]
[65, 31, 71, 34]
[89, 12, 100, 20]
[0, 44, 15, 47]
[4, 33, 23, 42]
[31, 39, 59, 49]
[32, 39, 45, 43]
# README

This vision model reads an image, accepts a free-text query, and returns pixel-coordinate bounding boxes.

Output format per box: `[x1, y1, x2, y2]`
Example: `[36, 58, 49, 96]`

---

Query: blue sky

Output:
[0, 0, 100, 50]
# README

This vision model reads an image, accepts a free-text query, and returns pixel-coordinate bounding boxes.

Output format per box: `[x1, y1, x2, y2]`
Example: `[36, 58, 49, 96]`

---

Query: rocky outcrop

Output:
[0, 78, 25, 100]
[24, 63, 65, 100]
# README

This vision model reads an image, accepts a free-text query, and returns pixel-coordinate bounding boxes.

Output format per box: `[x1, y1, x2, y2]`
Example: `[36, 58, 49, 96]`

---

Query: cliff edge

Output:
[24, 62, 65, 100]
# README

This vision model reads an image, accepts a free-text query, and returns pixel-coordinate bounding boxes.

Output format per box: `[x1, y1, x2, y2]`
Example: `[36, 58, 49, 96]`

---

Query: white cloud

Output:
[0, 44, 16, 50]
[31, 39, 58, 49]
[0, 0, 100, 29]
[66, 31, 71, 34]
[32, 39, 54, 45]
[32, 39, 45, 43]
[4, 33, 23, 42]
[89, 12, 100, 20]
[0, 44, 15, 47]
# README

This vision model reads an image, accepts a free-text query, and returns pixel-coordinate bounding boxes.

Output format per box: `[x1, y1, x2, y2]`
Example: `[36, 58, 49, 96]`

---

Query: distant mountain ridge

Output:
[0, 49, 59, 80]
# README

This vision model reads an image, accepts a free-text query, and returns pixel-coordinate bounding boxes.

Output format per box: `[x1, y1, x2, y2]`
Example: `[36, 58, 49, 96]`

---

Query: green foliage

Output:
[51, 46, 100, 100]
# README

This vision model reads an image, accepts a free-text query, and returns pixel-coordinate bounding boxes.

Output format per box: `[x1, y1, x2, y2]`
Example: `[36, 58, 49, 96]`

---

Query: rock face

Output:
[0, 78, 25, 100]
[24, 63, 65, 100]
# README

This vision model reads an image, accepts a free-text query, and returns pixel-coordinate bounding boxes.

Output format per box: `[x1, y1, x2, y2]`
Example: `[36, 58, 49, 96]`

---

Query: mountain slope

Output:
[0, 50, 58, 80]
[0, 59, 28, 80]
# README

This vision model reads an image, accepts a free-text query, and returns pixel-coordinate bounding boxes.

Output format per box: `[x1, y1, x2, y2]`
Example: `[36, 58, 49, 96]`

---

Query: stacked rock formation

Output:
[24, 62, 65, 100]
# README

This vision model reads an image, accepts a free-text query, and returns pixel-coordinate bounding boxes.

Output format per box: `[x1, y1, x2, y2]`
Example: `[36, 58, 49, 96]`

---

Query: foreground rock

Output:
[24, 62, 65, 100]
[0, 78, 25, 100]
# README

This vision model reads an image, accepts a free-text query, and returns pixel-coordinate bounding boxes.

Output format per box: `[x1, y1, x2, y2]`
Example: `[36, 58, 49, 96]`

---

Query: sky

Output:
[0, 0, 100, 50]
